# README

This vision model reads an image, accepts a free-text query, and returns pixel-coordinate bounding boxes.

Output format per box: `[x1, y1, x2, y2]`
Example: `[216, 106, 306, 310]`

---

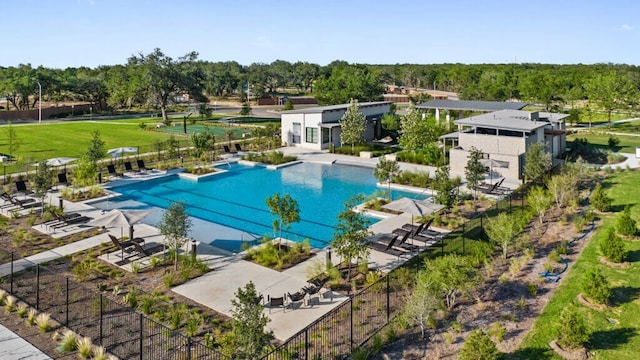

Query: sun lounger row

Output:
[264, 277, 333, 313]
[0, 192, 42, 210]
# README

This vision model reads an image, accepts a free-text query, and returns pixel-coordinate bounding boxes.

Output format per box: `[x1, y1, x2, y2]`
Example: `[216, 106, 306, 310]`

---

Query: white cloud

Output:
[252, 35, 273, 48]
[619, 24, 635, 31]
[77, 0, 97, 5]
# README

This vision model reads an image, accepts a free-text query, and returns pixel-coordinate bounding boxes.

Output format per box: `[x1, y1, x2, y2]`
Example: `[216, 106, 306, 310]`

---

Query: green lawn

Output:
[567, 133, 640, 154]
[513, 170, 640, 360]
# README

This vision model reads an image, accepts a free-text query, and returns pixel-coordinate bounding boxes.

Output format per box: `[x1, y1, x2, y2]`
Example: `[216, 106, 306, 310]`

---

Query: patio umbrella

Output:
[45, 157, 77, 167]
[87, 209, 154, 240]
[382, 197, 444, 217]
[479, 158, 509, 184]
[107, 147, 139, 158]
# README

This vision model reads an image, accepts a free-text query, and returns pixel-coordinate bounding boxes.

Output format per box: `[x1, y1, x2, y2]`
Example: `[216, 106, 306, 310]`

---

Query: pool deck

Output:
[0, 148, 482, 344]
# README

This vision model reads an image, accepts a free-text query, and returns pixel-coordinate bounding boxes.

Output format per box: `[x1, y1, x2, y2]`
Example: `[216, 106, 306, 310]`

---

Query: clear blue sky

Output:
[2, 0, 638, 69]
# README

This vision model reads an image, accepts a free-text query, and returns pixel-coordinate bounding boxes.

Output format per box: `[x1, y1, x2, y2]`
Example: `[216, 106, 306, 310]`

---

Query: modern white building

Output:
[280, 101, 392, 150]
[446, 110, 568, 180]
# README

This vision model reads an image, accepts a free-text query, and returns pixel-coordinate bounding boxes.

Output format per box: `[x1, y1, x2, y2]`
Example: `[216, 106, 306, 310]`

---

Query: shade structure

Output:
[45, 157, 77, 167]
[87, 209, 154, 239]
[382, 197, 444, 217]
[107, 147, 138, 158]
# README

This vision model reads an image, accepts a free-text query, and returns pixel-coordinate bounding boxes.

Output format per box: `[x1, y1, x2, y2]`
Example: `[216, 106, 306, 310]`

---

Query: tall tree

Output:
[398, 103, 428, 155]
[464, 147, 486, 200]
[527, 186, 552, 225]
[339, 99, 367, 153]
[128, 48, 205, 121]
[485, 212, 517, 259]
[586, 71, 640, 129]
[523, 143, 551, 184]
[331, 195, 372, 281]
[86, 130, 106, 167]
[266, 193, 300, 244]
[373, 157, 401, 201]
[31, 160, 53, 214]
[424, 254, 478, 311]
[5, 120, 21, 160]
[432, 166, 458, 209]
[157, 201, 193, 271]
[402, 269, 442, 340]
[314, 63, 383, 105]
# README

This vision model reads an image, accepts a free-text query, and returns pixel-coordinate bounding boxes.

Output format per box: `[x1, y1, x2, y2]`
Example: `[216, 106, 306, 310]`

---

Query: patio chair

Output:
[107, 164, 122, 178]
[131, 242, 164, 258]
[124, 161, 137, 173]
[15, 180, 33, 195]
[51, 213, 91, 229]
[0, 193, 35, 209]
[57, 173, 69, 187]
[267, 295, 286, 313]
[367, 236, 406, 258]
[136, 159, 148, 172]
[108, 234, 144, 258]
[394, 222, 426, 239]
[43, 212, 83, 229]
[287, 291, 306, 310]
[223, 145, 236, 155]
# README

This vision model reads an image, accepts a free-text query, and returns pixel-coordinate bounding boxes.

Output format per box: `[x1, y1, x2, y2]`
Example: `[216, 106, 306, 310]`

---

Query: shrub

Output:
[77, 336, 93, 359]
[35, 313, 52, 333]
[0, 289, 6, 305]
[582, 267, 611, 304]
[600, 228, 627, 263]
[616, 205, 637, 236]
[4, 295, 17, 313]
[459, 329, 501, 360]
[488, 322, 507, 342]
[16, 302, 28, 317]
[590, 183, 611, 212]
[556, 306, 588, 350]
[26, 308, 37, 326]
[608, 135, 620, 148]
[526, 282, 538, 297]
[548, 249, 561, 263]
[57, 330, 78, 352]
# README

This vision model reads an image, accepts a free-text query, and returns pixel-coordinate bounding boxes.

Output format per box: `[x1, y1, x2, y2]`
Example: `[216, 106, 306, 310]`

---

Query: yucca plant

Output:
[76, 336, 93, 359]
[35, 312, 52, 333]
[57, 330, 78, 352]
[4, 295, 17, 313]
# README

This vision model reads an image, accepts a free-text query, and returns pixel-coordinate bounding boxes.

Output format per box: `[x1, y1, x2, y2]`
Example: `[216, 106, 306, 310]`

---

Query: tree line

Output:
[2, 50, 640, 122]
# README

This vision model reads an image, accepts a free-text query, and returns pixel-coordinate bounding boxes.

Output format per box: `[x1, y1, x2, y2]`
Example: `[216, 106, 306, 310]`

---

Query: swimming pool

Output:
[92, 162, 428, 250]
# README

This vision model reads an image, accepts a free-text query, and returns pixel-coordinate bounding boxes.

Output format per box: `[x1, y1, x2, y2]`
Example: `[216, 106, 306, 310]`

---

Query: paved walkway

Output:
[0, 323, 51, 360]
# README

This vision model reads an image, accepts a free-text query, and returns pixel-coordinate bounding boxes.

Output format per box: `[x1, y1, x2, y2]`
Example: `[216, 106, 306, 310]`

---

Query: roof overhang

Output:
[319, 123, 341, 128]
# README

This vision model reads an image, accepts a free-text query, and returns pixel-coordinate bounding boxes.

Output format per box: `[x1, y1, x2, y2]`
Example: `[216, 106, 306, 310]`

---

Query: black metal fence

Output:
[263, 188, 528, 359]
[0, 255, 228, 360]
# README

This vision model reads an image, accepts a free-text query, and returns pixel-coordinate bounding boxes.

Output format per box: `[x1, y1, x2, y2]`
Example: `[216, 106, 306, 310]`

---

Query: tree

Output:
[265, 193, 300, 244]
[459, 329, 501, 360]
[582, 267, 611, 305]
[283, 98, 294, 110]
[191, 130, 215, 159]
[380, 113, 400, 134]
[586, 72, 640, 130]
[157, 201, 192, 271]
[616, 205, 637, 236]
[546, 168, 579, 210]
[485, 213, 517, 259]
[5, 121, 20, 160]
[556, 305, 589, 350]
[128, 48, 205, 121]
[218, 281, 273, 359]
[527, 186, 552, 225]
[432, 166, 458, 209]
[31, 160, 53, 213]
[331, 195, 372, 281]
[71, 155, 98, 187]
[373, 157, 400, 201]
[600, 228, 627, 263]
[590, 183, 611, 212]
[339, 99, 367, 153]
[86, 130, 106, 167]
[402, 269, 442, 340]
[523, 143, 551, 184]
[424, 254, 478, 311]
[314, 62, 383, 105]
[398, 103, 428, 155]
[465, 147, 486, 200]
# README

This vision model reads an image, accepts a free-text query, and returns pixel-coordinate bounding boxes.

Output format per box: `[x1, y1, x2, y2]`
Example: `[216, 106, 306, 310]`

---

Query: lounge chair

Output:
[51, 214, 91, 229]
[267, 295, 286, 313]
[43, 212, 83, 229]
[478, 178, 505, 194]
[223, 145, 236, 155]
[15, 180, 33, 195]
[57, 173, 69, 187]
[108, 234, 145, 258]
[0, 193, 41, 210]
[287, 291, 306, 309]
[367, 236, 406, 258]
[136, 159, 148, 172]
[131, 242, 164, 258]
[124, 161, 137, 173]
[394, 222, 426, 239]
[107, 164, 122, 178]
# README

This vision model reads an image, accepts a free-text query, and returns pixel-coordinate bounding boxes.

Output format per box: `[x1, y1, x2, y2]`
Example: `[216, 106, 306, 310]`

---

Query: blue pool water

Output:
[95, 162, 428, 250]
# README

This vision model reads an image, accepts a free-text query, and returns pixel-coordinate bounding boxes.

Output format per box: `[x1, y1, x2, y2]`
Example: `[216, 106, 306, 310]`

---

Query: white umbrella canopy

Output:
[46, 157, 77, 167]
[382, 197, 444, 217]
[88, 209, 154, 239]
[107, 147, 138, 158]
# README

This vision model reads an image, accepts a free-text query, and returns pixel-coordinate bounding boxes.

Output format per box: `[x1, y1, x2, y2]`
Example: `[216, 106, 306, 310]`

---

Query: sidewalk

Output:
[0, 323, 51, 360]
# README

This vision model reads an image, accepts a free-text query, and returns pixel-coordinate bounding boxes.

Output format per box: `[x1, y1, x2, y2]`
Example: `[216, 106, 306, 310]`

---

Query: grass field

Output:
[513, 170, 640, 360]
[567, 133, 640, 154]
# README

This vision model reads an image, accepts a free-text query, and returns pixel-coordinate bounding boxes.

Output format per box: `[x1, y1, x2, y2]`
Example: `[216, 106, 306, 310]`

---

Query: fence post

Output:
[36, 264, 40, 310]
[509, 194, 512, 214]
[10, 252, 13, 293]
[350, 297, 354, 350]
[139, 313, 143, 360]
[480, 216, 483, 241]
[305, 327, 309, 360]
[187, 337, 192, 360]
[386, 275, 390, 322]
[99, 294, 103, 345]
[65, 278, 69, 327]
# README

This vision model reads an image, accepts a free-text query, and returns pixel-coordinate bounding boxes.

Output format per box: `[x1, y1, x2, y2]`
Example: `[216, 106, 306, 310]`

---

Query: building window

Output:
[322, 128, 330, 143]
[306, 127, 318, 143]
